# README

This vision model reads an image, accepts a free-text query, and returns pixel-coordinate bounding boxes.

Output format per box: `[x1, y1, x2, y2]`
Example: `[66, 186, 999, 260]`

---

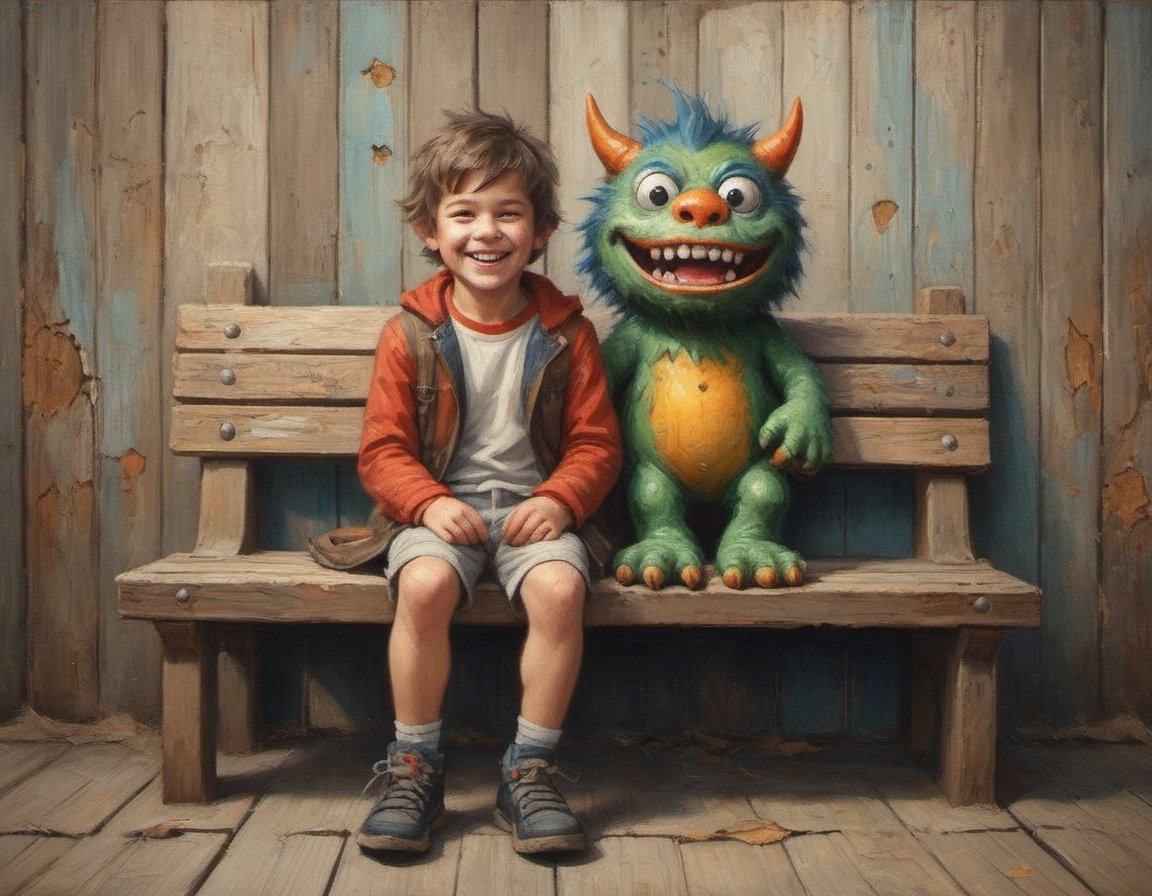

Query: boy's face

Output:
[418, 169, 554, 309]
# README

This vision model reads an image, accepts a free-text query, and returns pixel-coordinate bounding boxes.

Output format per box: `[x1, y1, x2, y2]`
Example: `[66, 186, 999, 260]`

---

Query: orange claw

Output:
[784, 566, 805, 586]
[616, 564, 636, 585]
[771, 447, 790, 468]
[722, 567, 744, 589]
[643, 566, 666, 590]
[755, 567, 778, 588]
[681, 566, 703, 589]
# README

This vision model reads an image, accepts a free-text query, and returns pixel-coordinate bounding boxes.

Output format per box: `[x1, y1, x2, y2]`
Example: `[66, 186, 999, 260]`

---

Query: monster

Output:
[578, 87, 832, 591]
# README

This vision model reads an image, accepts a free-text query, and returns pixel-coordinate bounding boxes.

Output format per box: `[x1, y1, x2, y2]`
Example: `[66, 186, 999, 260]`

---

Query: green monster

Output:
[578, 87, 832, 591]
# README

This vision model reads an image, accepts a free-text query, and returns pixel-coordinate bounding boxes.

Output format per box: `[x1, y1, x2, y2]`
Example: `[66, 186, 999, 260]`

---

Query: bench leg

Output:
[157, 621, 218, 803]
[940, 628, 1002, 805]
[218, 625, 260, 754]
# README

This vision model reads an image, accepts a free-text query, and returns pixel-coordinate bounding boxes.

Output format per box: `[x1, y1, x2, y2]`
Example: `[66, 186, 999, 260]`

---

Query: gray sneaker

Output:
[494, 744, 586, 854]
[357, 743, 445, 853]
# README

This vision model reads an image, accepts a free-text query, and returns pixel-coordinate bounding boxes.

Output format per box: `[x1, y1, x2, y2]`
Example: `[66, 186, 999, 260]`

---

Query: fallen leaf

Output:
[1007, 866, 1035, 878]
[679, 818, 793, 846]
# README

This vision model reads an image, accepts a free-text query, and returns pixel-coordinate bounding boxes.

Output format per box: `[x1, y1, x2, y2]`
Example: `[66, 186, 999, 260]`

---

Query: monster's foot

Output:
[614, 534, 705, 590]
[716, 539, 806, 590]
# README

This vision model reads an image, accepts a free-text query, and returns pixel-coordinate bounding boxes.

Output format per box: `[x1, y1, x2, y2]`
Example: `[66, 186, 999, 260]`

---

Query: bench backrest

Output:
[172, 291, 990, 472]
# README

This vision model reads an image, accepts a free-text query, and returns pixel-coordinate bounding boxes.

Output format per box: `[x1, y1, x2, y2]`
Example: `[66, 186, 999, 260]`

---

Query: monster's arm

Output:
[600, 318, 641, 402]
[757, 317, 833, 474]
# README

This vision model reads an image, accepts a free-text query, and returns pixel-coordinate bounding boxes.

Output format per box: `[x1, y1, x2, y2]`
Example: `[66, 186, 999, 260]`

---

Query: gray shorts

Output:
[385, 489, 591, 609]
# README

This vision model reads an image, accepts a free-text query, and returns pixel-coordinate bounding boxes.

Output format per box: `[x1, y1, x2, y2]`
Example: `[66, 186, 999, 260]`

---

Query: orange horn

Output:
[585, 94, 642, 176]
[752, 97, 803, 177]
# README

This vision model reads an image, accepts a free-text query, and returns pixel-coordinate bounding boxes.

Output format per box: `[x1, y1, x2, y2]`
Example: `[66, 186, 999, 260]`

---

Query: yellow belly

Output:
[650, 350, 752, 500]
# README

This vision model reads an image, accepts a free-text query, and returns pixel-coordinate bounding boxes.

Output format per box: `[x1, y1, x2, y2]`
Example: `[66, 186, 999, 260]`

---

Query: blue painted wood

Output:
[339, 0, 406, 307]
[778, 632, 846, 737]
[849, 632, 904, 737]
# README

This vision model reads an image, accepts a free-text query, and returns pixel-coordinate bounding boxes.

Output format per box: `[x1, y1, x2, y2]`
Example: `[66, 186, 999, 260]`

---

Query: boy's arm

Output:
[358, 317, 452, 523]
[532, 316, 623, 527]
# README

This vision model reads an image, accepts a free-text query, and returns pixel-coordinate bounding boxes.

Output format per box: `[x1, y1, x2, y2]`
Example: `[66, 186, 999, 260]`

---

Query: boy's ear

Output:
[413, 221, 438, 251]
[533, 223, 557, 250]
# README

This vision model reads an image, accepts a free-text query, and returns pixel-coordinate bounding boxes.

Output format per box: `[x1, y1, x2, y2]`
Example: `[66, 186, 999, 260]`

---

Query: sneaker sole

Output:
[357, 807, 448, 854]
[493, 808, 586, 854]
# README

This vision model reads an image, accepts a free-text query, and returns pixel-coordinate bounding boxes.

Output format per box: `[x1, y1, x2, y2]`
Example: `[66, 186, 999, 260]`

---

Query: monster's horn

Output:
[586, 94, 641, 175]
[752, 97, 803, 177]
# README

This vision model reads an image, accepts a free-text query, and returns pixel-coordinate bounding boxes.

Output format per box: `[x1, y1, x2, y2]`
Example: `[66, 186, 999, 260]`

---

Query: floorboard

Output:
[1, 722, 1149, 896]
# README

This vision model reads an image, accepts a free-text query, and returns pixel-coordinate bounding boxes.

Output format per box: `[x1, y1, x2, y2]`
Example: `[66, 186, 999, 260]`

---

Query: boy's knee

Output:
[395, 557, 460, 626]
[521, 561, 586, 624]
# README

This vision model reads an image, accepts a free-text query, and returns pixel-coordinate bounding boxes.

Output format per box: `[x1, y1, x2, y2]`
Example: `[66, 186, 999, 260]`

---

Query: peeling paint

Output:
[25, 324, 88, 417]
[371, 144, 392, 166]
[871, 200, 898, 234]
[361, 58, 394, 88]
[1064, 319, 1097, 404]
[118, 449, 146, 492]
[1104, 466, 1150, 530]
[993, 223, 1018, 261]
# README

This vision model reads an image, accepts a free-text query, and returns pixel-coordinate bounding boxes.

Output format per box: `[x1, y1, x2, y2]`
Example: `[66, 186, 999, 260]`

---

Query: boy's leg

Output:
[359, 555, 461, 855]
[494, 559, 587, 854]
[518, 560, 585, 728]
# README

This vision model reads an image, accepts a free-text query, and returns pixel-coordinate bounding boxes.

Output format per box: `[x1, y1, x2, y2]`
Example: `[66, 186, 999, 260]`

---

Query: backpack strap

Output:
[398, 310, 439, 471]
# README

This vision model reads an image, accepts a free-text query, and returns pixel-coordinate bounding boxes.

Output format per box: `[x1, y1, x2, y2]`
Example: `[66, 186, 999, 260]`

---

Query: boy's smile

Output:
[419, 169, 554, 322]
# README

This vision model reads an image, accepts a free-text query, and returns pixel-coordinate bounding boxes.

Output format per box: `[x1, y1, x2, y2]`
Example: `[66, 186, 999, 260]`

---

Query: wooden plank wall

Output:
[4, 0, 1151, 740]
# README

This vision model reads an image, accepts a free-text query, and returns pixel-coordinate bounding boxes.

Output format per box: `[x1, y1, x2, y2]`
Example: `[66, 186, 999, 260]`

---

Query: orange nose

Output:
[671, 189, 730, 228]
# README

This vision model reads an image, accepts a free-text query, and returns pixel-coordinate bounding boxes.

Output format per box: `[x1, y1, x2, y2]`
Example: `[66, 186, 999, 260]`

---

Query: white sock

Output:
[395, 719, 442, 752]
[515, 715, 562, 752]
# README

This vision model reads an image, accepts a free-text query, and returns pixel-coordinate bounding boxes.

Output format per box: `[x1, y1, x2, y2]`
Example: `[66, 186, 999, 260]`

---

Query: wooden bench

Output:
[117, 263, 1041, 806]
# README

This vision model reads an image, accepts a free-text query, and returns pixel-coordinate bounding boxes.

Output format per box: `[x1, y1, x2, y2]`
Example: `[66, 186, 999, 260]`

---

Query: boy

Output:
[356, 109, 621, 856]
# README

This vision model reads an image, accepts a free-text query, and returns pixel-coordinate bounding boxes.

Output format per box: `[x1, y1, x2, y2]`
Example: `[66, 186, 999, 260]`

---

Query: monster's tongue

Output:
[674, 264, 730, 286]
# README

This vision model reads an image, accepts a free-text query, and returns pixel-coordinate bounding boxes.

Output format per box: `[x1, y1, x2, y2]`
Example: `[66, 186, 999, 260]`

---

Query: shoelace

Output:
[362, 753, 436, 820]
[509, 758, 579, 818]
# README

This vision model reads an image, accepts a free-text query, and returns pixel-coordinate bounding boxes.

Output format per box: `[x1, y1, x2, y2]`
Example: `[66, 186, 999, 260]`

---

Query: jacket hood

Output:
[399, 269, 584, 331]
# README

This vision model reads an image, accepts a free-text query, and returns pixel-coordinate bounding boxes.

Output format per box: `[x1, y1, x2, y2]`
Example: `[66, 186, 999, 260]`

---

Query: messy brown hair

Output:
[399, 109, 561, 264]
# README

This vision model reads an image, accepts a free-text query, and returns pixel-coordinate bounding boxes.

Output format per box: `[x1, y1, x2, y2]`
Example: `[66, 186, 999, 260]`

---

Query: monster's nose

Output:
[672, 189, 730, 228]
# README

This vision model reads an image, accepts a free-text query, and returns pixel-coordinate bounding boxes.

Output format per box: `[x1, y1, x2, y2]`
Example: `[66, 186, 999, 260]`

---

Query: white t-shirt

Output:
[444, 307, 544, 497]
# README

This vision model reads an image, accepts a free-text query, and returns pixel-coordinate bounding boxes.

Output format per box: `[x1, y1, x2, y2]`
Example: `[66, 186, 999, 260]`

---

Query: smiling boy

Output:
[356, 110, 621, 856]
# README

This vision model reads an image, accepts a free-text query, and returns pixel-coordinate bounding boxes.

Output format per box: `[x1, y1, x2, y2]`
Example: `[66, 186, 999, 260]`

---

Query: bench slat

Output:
[171, 406, 990, 468]
[117, 553, 1040, 629]
[174, 353, 989, 415]
[177, 305, 989, 362]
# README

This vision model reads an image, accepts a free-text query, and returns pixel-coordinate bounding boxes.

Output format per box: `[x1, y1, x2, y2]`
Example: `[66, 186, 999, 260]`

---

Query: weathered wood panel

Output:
[96, 0, 165, 720]
[0, 0, 25, 721]
[164, 0, 270, 555]
[1101, 1, 1152, 720]
[1038, 1, 1103, 727]
[24, 0, 100, 721]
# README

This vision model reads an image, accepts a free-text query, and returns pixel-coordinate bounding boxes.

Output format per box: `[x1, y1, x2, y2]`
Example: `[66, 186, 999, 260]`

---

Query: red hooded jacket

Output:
[358, 269, 622, 534]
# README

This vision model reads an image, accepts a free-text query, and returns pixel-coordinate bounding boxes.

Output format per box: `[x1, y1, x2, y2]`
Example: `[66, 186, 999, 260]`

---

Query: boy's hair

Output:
[400, 109, 561, 265]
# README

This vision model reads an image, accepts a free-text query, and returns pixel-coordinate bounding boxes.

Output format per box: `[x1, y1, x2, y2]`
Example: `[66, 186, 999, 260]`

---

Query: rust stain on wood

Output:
[1104, 467, 1150, 530]
[362, 58, 395, 88]
[993, 223, 1018, 261]
[871, 200, 898, 234]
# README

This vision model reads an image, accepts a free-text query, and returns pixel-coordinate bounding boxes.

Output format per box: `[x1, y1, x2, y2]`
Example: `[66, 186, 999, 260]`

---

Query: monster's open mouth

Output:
[620, 235, 777, 293]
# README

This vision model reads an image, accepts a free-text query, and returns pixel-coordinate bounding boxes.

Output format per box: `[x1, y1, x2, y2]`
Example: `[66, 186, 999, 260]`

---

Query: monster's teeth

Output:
[663, 270, 679, 284]
[721, 249, 734, 263]
[734, 252, 745, 265]
[725, 269, 737, 282]
[663, 247, 676, 261]
[677, 244, 691, 260]
[691, 245, 707, 260]
[653, 267, 664, 279]
[650, 247, 662, 261]
[708, 248, 722, 262]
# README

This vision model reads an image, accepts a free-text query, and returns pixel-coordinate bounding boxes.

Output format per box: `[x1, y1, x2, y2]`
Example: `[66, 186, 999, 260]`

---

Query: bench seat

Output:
[120, 553, 1038, 630]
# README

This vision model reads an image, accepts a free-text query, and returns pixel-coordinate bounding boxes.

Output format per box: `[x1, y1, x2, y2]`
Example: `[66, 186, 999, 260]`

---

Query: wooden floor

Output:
[1, 721, 1151, 896]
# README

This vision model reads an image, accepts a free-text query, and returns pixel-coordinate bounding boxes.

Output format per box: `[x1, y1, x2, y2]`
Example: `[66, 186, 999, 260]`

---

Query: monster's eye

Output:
[718, 176, 762, 214]
[635, 172, 680, 211]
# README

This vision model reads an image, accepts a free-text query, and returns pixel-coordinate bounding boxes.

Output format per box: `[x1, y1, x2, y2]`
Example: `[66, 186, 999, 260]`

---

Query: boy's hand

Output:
[502, 496, 574, 546]
[421, 496, 488, 545]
